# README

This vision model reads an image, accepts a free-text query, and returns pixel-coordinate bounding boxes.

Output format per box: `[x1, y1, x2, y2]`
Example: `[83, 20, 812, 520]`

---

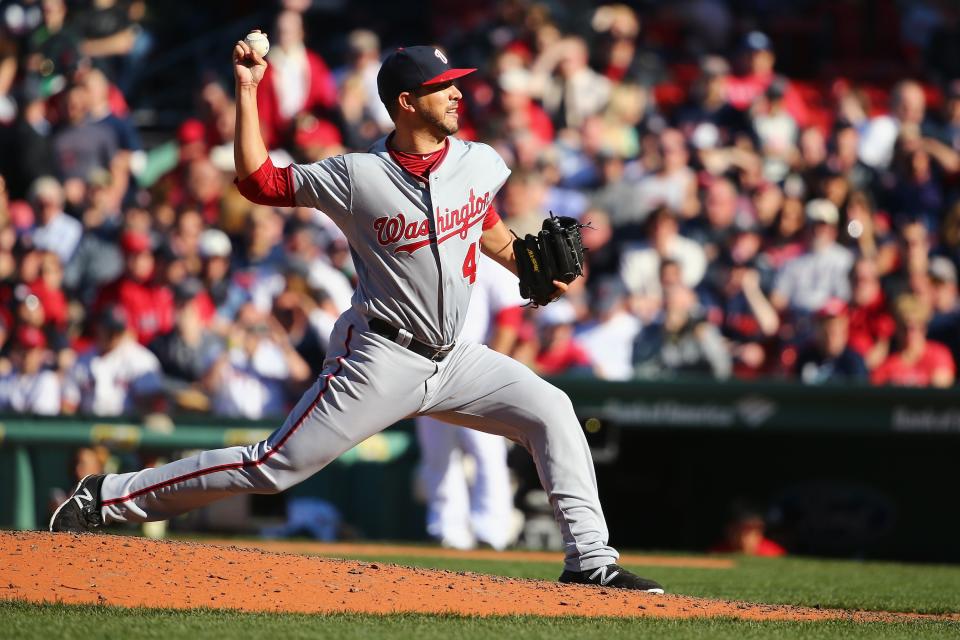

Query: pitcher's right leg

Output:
[98, 323, 436, 524]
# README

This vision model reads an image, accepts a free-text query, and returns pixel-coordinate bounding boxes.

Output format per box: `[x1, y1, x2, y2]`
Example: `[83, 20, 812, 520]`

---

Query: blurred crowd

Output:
[1, 0, 960, 420]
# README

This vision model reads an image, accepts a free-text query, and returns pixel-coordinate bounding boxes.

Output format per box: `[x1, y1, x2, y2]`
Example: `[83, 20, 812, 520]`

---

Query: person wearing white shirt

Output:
[619, 207, 707, 309]
[207, 310, 311, 420]
[576, 278, 642, 381]
[29, 176, 82, 266]
[858, 80, 926, 170]
[1, 326, 60, 415]
[415, 254, 524, 550]
[62, 307, 165, 416]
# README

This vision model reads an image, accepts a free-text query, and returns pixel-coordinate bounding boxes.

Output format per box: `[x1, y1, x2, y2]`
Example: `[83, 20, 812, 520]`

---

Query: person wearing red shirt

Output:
[534, 300, 592, 376]
[93, 230, 174, 346]
[711, 508, 787, 557]
[27, 252, 69, 330]
[725, 32, 809, 127]
[497, 68, 554, 147]
[256, 11, 338, 150]
[847, 257, 896, 370]
[872, 294, 955, 388]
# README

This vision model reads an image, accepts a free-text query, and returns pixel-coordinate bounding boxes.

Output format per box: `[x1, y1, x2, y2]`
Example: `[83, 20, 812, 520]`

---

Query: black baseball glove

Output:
[513, 214, 587, 306]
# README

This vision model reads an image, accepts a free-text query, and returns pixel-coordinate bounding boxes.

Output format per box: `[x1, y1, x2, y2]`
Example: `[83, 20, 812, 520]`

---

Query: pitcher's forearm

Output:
[235, 85, 269, 180]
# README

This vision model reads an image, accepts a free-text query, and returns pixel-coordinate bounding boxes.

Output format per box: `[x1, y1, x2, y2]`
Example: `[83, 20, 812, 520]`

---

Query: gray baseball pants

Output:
[100, 309, 619, 571]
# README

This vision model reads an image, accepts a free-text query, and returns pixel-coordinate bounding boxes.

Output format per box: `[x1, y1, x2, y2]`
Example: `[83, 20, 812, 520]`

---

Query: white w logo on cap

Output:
[434, 48, 448, 64]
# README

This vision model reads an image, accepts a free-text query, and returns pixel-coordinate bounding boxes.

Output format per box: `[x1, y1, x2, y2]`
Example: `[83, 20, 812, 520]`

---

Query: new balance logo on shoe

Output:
[72, 488, 94, 509]
[588, 566, 621, 586]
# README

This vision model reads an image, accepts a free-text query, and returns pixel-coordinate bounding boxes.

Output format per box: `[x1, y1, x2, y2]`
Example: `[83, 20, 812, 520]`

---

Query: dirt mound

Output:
[202, 539, 737, 569]
[0, 532, 954, 622]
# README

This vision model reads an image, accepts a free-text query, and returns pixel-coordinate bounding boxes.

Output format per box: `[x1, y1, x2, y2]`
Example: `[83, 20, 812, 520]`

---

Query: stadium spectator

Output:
[257, 10, 338, 151]
[0, 76, 57, 199]
[711, 504, 786, 557]
[206, 305, 310, 419]
[859, 80, 928, 169]
[703, 251, 779, 378]
[751, 77, 798, 183]
[726, 31, 808, 126]
[52, 82, 119, 207]
[284, 222, 353, 315]
[620, 207, 707, 314]
[93, 229, 174, 345]
[590, 150, 641, 231]
[675, 56, 749, 146]
[235, 205, 287, 312]
[576, 276, 640, 381]
[337, 29, 392, 133]
[847, 257, 896, 370]
[684, 177, 742, 263]
[24, 0, 78, 84]
[771, 199, 854, 319]
[75, 0, 151, 93]
[26, 250, 68, 330]
[28, 176, 82, 266]
[533, 300, 592, 376]
[630, 128, 700, 221]
[62, 304, 165, 416]
[762, 181, 807, 269]
[841, 191, 897, 275]
[0, 324, 60, 415]
[81, 67, 139, 202]
[926, 256, 960, 368]
[795, 299, 869, 384]
[533, 35, 611, 130]
[633, 282, 731, 380]
[62, 172, 123, 304]
[872, 294, 955, 388]
[500, 171, 549, 237]
[148, 277, 223, 387]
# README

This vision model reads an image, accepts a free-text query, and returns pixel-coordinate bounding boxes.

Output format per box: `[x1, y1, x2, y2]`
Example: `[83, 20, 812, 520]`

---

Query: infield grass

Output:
[1, 601, 958, 640]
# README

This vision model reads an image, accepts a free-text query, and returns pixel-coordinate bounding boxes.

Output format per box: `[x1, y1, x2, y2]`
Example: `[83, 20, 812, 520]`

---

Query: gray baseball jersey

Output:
[95, 136, 621, 573]
[292, 136, 510, 347]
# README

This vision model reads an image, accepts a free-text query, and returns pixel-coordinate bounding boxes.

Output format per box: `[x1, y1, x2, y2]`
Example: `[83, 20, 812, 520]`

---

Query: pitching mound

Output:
[201, 539, 737, 569]
[0, 532, 953, 622]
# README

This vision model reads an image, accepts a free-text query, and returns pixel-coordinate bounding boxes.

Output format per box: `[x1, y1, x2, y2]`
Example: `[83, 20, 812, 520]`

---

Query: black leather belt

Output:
[367, 317, 454, 362]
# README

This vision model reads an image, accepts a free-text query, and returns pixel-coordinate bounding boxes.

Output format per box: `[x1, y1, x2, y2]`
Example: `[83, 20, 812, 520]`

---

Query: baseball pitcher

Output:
[50, 37, 664, 593]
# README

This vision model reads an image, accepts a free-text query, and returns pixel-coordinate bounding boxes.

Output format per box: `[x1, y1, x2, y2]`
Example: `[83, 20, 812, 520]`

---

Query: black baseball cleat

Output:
[49, 474, 106, 533]
[559, 564, 665, 593]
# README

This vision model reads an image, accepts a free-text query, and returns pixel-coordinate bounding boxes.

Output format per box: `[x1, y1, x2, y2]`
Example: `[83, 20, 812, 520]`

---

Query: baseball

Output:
[244, 30, 269, 57]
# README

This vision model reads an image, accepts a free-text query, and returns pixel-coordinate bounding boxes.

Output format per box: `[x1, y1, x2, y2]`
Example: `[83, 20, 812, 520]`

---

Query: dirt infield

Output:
[203, 539, 737, 569]
[2, 531, 956, 622]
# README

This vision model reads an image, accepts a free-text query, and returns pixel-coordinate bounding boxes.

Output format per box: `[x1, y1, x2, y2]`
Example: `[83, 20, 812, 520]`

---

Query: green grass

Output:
[1, 601, 958, 640]
[258, 549, 960, 615]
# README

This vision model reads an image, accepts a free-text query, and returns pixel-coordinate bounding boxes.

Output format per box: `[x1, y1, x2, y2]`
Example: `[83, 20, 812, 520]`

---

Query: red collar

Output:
[386, 134, 450, 181]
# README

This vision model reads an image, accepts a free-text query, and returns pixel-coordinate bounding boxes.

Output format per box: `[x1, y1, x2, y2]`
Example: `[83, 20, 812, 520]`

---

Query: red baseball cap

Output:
[377, 46, 475, 107]
[121, 230, 152, 254]
[177, 118, 206, 145]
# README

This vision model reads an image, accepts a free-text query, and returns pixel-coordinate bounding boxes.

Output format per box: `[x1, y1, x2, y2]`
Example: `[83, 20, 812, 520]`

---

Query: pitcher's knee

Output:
[534, 385, 577, 422]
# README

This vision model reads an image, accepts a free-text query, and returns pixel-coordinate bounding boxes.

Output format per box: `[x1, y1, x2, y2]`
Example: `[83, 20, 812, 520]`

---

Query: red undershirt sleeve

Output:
[235, 157, 296, 207]
[482, 204, 502, 230]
